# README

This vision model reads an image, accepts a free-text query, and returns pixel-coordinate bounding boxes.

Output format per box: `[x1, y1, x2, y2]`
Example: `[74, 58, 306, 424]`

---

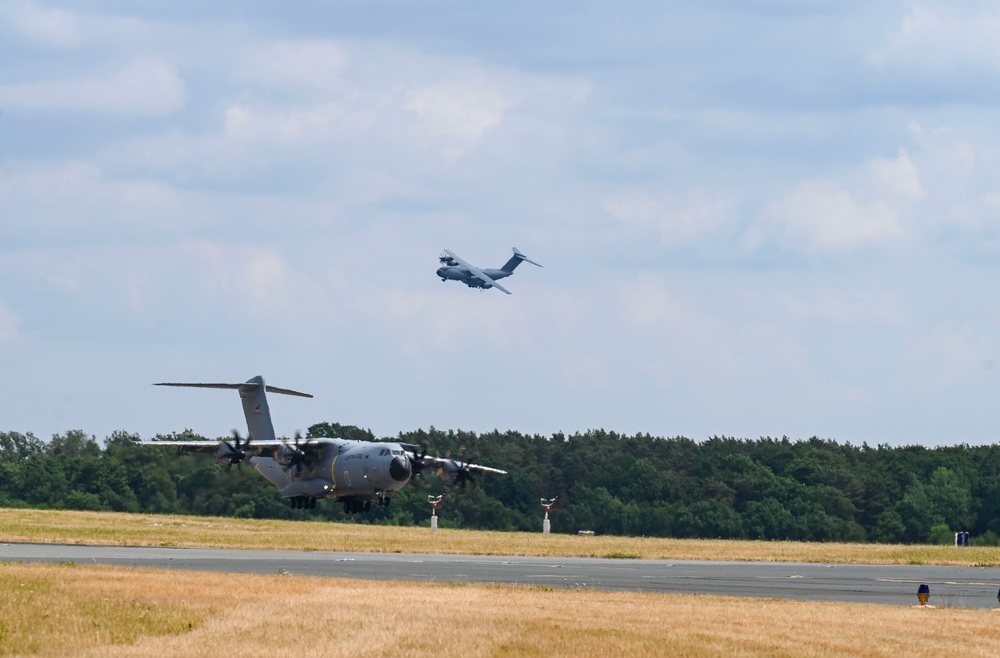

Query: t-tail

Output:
[154, 376, 313, 442]
[500, 247, 543, 273]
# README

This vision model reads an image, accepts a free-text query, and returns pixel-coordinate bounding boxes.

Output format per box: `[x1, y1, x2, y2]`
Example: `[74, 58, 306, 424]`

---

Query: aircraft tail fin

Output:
[155, 376, 312, 442]
[500, 247, 543, 273]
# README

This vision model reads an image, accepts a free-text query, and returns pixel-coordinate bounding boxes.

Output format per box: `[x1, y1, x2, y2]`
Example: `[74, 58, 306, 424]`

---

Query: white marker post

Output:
[541, 497, 558, 534]
[428, 494, 444, 531]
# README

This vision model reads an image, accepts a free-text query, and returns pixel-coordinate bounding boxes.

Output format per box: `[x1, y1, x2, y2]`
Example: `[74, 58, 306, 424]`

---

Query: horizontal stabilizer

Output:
[512, 247, 542, 268]
[155, 382, 313, 398]
[500, 247, 542, 274]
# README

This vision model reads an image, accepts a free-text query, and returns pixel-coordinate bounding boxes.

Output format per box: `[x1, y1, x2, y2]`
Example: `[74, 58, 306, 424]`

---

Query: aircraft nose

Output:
[389, 455, 412, 482]
[436, 267, 445, 277]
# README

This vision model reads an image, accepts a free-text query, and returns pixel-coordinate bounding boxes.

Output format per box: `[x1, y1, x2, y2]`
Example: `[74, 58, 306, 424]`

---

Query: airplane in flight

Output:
[436, 247, 542, 294]
[146, 376, 506, 514]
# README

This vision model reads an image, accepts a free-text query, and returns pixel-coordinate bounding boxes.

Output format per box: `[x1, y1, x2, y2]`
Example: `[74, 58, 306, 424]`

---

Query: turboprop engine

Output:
[273, 435, 312, 474]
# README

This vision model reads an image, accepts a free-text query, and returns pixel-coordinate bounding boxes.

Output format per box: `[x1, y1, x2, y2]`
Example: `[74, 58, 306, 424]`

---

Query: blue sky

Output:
[3, 1, 1000, 446]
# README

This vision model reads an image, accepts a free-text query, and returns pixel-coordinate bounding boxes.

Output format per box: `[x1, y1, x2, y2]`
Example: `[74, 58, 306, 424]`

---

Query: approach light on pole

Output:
[541, 497, 558, 535]
[428, 494, 445, 532]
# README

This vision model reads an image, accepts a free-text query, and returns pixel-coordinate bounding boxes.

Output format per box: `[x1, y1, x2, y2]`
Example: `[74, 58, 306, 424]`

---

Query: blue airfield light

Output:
[917, 583, 930, 606]
[996, 587, 1000, 607]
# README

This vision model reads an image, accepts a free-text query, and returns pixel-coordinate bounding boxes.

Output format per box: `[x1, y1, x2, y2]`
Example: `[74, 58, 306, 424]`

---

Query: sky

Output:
[3, 1, 1000, 447]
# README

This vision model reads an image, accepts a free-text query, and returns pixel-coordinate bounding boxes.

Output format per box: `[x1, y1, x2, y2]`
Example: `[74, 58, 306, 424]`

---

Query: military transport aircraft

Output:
[146, 376, 506, 514]
[436, 247, 542, 294]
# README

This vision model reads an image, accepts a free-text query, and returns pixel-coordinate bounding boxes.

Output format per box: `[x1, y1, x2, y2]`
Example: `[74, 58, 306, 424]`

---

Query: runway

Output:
[4, 542, 999, 608]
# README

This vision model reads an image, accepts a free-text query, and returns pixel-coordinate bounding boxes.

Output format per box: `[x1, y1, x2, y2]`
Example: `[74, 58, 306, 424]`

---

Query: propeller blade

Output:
[280, 431, 312, 475]
[221, 429, 250, 471]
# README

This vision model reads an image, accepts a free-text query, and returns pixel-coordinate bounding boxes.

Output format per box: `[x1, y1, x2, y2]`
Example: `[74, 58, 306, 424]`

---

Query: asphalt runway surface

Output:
[4, 542, 1000, 609]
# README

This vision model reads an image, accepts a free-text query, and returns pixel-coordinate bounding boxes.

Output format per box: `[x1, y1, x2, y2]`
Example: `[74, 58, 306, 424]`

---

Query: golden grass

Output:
[2, 562, 1000, 657]
[3, 508, 999, 566]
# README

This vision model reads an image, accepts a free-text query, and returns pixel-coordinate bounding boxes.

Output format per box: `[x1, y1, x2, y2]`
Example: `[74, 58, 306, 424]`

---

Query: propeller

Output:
[453, 459, 477, 491]
[222, 430, 250, 474]
[439, 456, 478, 492]
[282, 431, 312, 475]
[405, 442, 435, 488]
[408, 442, 429, 477]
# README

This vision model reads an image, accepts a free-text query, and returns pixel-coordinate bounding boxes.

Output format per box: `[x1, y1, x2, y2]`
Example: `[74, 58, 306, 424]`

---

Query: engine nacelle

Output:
[437, 460, 461, 485]
[214, 442, 242, 465]
[272, 444, 299, 468]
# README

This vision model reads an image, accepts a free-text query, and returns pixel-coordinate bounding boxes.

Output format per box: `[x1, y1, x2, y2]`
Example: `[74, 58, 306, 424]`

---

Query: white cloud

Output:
[358, 286, 527, 355]
[405, 79, 514, 158]
[235, 39, 348, 90]
[609, 274, 845, 418]
[96, 39, 588, 202]
[619, 276, 699, 332]
[898, 322, 1000, 389]
[1, 0, 83, 47]
[1, 1, 149, 50]
[772, 290, 908, 326]
[616, 275, 738, 377]
[742, 148, 930, 255]
[0, 161, 190, 236]
[222, 102, 349, 146]
[748, 180, 901, 252]
[0, 300, 19, 342]
[39, 263, 81, 293]
[178, 242, 297, 310]
[866, 149, 924, 202]
[874, 6, 1000, 73]
[0, 57, 185, 116]
[603, 188, 738, 246]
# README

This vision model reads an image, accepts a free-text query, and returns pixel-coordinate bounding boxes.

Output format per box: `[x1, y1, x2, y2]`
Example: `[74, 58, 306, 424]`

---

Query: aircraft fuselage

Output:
[436, 266, 512, 288]
[252, 437, 413, 503]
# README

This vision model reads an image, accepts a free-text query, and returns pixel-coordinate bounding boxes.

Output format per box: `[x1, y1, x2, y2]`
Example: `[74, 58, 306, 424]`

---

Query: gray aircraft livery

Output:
[436, 247, 542, 294]
[146, 376, 506, 514]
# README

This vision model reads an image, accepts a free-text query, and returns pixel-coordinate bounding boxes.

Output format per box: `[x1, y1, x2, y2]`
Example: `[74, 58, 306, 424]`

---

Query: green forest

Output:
[2, 424, 998, 545]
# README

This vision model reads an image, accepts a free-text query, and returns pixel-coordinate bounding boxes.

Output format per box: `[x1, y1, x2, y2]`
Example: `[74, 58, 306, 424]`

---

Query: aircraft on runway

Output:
[436, 248, 542, 294]
[145, 376, 506, 514]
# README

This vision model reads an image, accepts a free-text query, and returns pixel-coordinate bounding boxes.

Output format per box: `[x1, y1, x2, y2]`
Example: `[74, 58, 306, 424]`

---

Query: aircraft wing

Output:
[442, 249, 470, 268]
[143, 438, 326, 459]
[443, 249, 511, 294]
[143, 440, 224, 453]
[473, 272, 511, 295]
[144, 439, 282, 453]
[422, 455, 507, 475]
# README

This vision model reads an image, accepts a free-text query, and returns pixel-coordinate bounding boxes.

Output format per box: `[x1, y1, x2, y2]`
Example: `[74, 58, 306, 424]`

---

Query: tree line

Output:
[1, 425, 997, 544]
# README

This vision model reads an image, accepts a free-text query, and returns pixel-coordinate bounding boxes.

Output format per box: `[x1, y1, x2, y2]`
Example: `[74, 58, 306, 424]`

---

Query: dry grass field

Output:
[6, 509, 1000, 656]
[2, 507, 999, 566]
[3, 562, 1000, 658]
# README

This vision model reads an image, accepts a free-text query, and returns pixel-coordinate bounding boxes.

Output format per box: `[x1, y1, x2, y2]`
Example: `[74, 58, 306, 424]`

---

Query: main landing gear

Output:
[289, 496, 316, 509]
[341, 496, 391, 515]
[343, 499, 372, 514]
